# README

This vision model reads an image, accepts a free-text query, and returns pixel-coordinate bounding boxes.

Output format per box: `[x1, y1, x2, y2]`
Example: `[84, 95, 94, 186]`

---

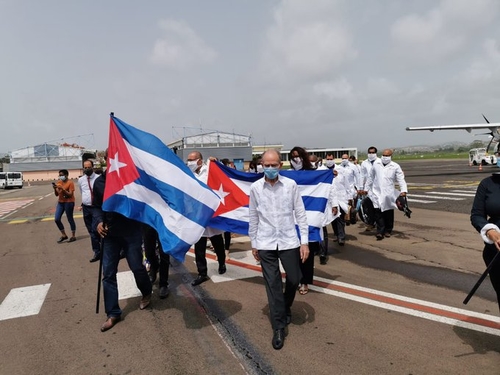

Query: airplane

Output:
[406, 115, 500, 155]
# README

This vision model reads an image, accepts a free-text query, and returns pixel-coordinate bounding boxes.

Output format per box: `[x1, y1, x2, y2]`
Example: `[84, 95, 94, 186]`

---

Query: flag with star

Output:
[103, 114, 221, 261]
[207, 161, 334, 241]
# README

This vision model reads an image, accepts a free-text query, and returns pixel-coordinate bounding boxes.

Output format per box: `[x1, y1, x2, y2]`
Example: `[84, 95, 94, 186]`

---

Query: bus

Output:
[0, 172, 24, 189]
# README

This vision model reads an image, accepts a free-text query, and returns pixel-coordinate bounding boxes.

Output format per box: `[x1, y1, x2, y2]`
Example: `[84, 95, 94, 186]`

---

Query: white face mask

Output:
[367, 153, 377, 161]
[59, 175, 67, 181]
[381, 156, 391, 165]
[290, 158, 303, 170]
[341, 159, 349, 166]
[187, 160, 199, 172]
[325, 160, 335, 168]
[256, 164, 264, 173]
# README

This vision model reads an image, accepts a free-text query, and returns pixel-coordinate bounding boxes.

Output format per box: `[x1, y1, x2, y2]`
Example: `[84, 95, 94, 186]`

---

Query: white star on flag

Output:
[215, 184, 230, 205]
[108, 152, 127, 177]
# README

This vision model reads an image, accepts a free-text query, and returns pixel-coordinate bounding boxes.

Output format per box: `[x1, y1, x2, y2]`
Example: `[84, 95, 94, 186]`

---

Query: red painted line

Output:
[314, 279, 500, 330]
[189, 249, 500, 331]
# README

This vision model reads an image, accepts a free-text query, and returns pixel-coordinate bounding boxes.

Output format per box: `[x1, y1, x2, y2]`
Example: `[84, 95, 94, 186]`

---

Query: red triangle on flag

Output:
[207, 161, 249, 217]
[104, 117, 140, 201]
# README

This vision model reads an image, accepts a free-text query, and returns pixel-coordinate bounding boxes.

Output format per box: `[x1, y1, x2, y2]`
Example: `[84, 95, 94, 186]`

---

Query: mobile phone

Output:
[52, 182, 57, 187]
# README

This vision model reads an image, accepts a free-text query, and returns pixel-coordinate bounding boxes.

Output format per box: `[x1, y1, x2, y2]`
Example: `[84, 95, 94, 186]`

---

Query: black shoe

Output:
[191, 275, 209, 286]
[57, 236, 68, 243]
[376, 234, 384, 241]
[89, 254, 100, 263]
[218, 264, 227, 275]
[272, 329, 285, 350]
[159, 286, 169, 299]
[320, 256, 327, 265]
[286, 314, 292, 325]
[338, 239, 345, 246]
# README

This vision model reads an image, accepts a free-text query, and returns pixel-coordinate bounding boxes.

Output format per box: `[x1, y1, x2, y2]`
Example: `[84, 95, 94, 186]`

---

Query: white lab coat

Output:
[365, 159, 408, 212]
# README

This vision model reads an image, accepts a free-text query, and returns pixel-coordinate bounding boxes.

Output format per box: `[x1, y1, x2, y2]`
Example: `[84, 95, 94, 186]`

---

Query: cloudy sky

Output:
[2, 0, 500, 154]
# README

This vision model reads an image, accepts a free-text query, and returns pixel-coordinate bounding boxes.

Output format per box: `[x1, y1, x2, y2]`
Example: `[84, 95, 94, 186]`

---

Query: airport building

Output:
[168, 131, 253, 171]
[4, 143, 97, 181]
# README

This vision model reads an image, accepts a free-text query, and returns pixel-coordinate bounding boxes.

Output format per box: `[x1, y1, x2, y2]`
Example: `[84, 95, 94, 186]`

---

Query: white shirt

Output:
[360, 158, 377, 190]
[78, 172, 98, 206]
[194, 163, 223, 237]
[249, 175, 308, 250]
[365, 159, 408, 212]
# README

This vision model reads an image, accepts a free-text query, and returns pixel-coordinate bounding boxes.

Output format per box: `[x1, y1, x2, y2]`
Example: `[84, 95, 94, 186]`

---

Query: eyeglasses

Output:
[263, 163, 280, 168]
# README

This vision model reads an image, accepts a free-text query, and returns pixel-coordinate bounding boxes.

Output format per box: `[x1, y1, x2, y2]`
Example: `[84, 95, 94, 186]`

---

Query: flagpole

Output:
[95, 237, 104, 314]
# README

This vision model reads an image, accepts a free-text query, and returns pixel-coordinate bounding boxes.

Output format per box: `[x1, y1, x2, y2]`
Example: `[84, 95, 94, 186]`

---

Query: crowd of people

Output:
[56, 146, 412, 346]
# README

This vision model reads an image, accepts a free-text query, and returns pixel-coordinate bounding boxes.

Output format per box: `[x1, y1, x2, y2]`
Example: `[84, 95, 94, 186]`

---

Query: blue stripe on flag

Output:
[135, 168, 215, 227]
[302, 196, 328, 213]
[104, 194, 191, 261]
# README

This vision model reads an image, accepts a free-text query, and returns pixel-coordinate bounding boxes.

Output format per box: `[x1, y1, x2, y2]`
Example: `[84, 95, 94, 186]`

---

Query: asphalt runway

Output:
[0, 159, 499, 374]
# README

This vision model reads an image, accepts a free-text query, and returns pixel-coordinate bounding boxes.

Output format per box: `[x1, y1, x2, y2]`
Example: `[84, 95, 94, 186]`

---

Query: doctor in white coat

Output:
[364, 149, 408, 240]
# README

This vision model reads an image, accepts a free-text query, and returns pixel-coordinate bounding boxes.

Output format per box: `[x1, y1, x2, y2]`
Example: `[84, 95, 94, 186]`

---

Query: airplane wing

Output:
[406, 123, 500, 133]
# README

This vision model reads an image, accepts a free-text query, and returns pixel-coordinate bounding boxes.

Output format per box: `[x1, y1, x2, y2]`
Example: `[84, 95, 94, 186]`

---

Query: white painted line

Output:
[311, 277, 500, 336]
[409, 194, 464, 200]
[0, 284, 51, 321]
[117, 271, 142, 300]
[406, 199, 436, 204]
[428, 191, 475, 197]
[451, 190, 477, 193]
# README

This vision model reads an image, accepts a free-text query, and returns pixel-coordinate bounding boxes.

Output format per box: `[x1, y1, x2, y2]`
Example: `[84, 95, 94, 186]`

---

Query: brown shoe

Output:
[100, 316, 121, 332]
[139, 294, 152, 310]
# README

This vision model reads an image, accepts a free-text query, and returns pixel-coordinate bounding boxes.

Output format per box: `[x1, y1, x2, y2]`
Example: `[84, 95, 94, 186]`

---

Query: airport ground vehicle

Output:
[0, 172, 24, 189]
[468, 148, 497, 166]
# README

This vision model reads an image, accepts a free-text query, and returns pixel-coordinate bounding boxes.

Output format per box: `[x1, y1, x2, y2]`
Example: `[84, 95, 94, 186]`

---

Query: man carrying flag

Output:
[95, 114, 220, 332]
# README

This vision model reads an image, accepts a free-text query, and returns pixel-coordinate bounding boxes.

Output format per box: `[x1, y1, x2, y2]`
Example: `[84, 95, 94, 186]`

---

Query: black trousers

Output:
[142, 224, 170, 287]
[332, 207, 346, 241]
[194, 234, 225, 276]
[224, 231, 231, 250]
[320, 227, 329, 258]
[300, 242, 318, 284]
[82, 205, 101, 256]
[483, 244, 500, 312]
[374, 208, 394, 235]
[258, 247, 302, 330]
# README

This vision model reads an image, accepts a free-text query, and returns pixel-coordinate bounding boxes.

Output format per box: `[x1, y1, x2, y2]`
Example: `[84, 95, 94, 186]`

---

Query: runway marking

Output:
[409, 194, 464, 201]
[0, 199, 35, 219]
[407, 199, 436, 204]
[8, 219, 28, 224]
[428, 191, 475, 197]
[0, 284, 51, 322]
[188, 247, 500, 337]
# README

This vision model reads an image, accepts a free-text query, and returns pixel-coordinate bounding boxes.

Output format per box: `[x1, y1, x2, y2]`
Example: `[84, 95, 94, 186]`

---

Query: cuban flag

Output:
[103, 114, 221, 261]
[207, 161, 333, 242]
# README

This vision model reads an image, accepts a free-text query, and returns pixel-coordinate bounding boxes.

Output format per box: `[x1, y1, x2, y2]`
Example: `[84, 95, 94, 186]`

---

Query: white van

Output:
[469, 148, 497, 166]
[0, 172, 24, 189]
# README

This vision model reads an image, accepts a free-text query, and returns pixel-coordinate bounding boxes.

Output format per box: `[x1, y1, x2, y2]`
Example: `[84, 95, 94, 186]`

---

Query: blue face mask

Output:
[264, 167, 279, 180]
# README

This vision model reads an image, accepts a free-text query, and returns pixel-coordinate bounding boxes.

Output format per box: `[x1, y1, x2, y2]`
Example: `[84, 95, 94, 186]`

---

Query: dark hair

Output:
[220, 158, 231, 166]
[349, 155, 356, 161]
[368, 146, 377, 153]
[289, 146, 314, 170]
[83, 159, 94, 167]
[59, 169, 69, 176]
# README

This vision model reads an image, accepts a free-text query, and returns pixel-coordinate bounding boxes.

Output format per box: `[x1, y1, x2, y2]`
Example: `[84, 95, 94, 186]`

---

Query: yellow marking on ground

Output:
[40, 217, 53, 222]
[8, 220, 28, 224]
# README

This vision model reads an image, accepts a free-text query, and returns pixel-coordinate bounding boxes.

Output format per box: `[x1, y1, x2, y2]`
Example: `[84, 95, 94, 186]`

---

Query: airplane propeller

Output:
[482, 114, 496, 154]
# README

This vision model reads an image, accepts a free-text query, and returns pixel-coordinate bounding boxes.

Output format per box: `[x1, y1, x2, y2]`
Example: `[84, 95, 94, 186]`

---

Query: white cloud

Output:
[259, 0, 357, 83]
[150, 19, 217, 69]
[313, 77, 354, 100]
[390, 0, 499, 64]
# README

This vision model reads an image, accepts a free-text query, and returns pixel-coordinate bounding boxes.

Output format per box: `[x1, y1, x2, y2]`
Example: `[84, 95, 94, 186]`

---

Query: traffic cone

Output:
[479, 163, 483, 171]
